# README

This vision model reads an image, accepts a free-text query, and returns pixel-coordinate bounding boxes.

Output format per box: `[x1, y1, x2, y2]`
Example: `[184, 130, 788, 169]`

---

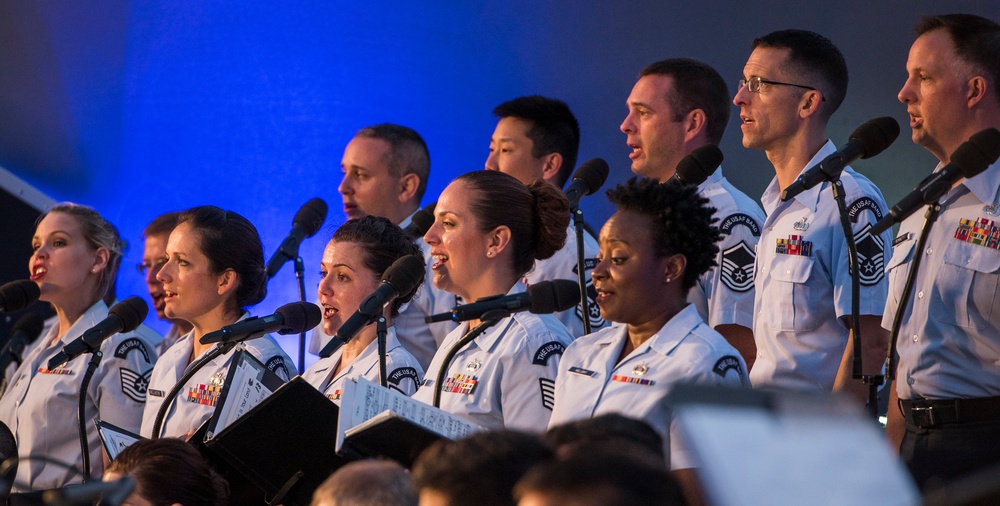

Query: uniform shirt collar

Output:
[762, 139, 836, 214]
[955, 160, 1000, 206]
[472, 282, 526, 352]
[646, 304, 702, 357]
[696, 166, 724, 193]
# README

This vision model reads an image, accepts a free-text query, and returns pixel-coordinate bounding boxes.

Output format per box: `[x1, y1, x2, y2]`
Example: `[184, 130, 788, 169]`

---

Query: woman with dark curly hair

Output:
[548, 178, 749, 501]
[412, 170, 575, 432]
[139, 206, 294, 439]
[301, 216, 425, 401]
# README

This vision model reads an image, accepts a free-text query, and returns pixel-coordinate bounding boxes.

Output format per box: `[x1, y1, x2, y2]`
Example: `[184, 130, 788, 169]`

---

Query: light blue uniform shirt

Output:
[549, 304, 748, 469]
[751, 140, 892, 392]
[884, 161, 1000, 400]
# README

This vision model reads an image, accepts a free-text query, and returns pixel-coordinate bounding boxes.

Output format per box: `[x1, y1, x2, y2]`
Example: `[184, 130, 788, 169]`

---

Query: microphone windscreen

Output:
[954, 127, 1000, 178]
[572, 158, 610, 197]
[12, 312, 45, 344]
[408, 202, 437, 238]
[675, 145, 723, 186]
[109, 296, 149, 333]
[382, 255, 426, 296]
[293, 198, 329, 238]
[276, 301, 322, 334]
[0, 280, 40, 313]
[528, 279, 582, 314]
[852, 117, 900, 160]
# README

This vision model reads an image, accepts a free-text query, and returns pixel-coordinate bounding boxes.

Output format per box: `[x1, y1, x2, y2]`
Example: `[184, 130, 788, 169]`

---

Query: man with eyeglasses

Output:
[140, 211, 192, 354]
[733, 30, 891, 401]
[620, 58, 764, 369]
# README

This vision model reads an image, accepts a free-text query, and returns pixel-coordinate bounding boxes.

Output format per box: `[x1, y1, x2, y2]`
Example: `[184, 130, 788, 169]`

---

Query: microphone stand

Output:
[433, 316, 504, 408]
[294, 256, 307, 373]
[376, 316, 388, 388]
[77, 349, 103, 482]
[886, 204, 941, 383]
[151, 341, 240, 439]
[572, 207, 592, 335]
[830, 180, 883, 418]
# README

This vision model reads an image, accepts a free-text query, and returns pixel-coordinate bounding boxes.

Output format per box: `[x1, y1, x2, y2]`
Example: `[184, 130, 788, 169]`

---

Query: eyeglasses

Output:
[739, 76, 826, 101]
[137, 258, 168, 276]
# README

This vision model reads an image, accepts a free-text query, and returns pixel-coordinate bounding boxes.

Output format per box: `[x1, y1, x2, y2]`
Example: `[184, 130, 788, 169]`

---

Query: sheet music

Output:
[95, 419, 142, 461]
[207, 355, 273, 439]
[336, 377, 480, 452]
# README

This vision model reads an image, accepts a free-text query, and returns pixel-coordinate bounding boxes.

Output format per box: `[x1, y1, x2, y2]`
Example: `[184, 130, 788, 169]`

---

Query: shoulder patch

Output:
[114, 338, 151, 364]
[712, 355, 748, 386]
[120, 368, 152, 403]
[719, 213, 761, 237]
[852, 223, 886, 286]
[539, 378, 555, 410]
[387, 366, 420, 386]
[719, 241, 756, 292]
[847, 196, 885, 223]
[532, 341, 566, 366]
[265, 356, 289, 378]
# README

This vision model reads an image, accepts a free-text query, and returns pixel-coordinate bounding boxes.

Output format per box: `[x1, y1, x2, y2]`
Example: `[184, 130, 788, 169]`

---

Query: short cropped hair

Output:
[640, 58, 731, 145]
[311, 459, 416, 506]
[412, 431, 552, 506]
[493, 96, 581, 188]
[355, 124, 431, 201]
[752, 29, 848, 119]
[142, 211, 183, 239]
[606, 178, 720, 291]
[915, 14, 1000, 102]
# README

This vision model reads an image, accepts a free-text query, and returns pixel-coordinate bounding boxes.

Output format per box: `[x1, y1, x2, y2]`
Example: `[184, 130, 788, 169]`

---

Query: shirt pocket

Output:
[768, 254, 815, 332]
[937, 241, 1000, 329]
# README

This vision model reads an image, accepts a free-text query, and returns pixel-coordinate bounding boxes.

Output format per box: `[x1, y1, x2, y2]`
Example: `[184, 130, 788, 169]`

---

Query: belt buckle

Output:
[911, 405, 936, 428]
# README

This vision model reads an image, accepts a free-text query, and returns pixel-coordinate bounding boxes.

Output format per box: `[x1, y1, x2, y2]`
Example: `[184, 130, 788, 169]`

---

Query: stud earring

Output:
[487, 251, 493, 257]
[666, 277, 672, 283]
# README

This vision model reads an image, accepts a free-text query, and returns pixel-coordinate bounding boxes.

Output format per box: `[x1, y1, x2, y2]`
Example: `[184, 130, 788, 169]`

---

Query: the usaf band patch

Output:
[847, 197, 885, 223]
[852, 223, 885, 286]
[539, 378, 555, 410]
[114, 338, 151, 364]
[712, 355, 748, 386]
[387, 367, 420, 389]
[120, 368, 152, 402]
[265, 356, 289, 379]
[719, 213, 761, 237]
[720, 241, 755, 292]
[532, 342, 566, 366]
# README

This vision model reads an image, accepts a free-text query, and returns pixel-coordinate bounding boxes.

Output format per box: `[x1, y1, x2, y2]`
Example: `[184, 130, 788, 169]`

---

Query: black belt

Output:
[900, 396, 1000, 428]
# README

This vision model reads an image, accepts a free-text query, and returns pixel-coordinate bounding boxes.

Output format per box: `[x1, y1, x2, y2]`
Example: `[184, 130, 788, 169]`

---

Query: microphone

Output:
[0, 312, 44, 373]
[0, 280, 40, 313]
[319, 255, 425, 358]
[47, 297, 148, 370]
[200, 301, 322, 345]
[403, 202, 437, 238]
[564, 158, 610, 210]
[425, 279, 581, 323]
[266, 198, 329, 278]
[671, 144, 723, 186]
[872, 127, 1000, 236]
[781, 117, 900, 201]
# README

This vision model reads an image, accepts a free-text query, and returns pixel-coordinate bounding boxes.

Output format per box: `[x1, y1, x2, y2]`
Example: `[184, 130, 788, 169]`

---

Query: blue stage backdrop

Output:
[1, 1, 997, 368]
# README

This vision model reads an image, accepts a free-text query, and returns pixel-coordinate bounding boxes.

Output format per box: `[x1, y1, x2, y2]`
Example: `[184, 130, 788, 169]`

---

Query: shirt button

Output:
[907, 377, 915, 385]
[926, 247, 933, 255]
[912, 335, 919, 342]
[917, 291, 924, 298]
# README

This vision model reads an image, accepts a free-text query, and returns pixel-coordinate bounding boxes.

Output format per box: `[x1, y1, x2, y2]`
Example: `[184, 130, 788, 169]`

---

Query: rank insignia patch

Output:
[720, 241, 755, 292]
[540, 378, 555, 410]
[120, 368, 152, 402]
[852, 223, 885, 286]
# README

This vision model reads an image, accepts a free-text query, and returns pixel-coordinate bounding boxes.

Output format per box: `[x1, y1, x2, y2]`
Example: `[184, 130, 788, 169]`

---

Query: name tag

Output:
[568, 366, 597, 377]
[148, 389, 165, 397]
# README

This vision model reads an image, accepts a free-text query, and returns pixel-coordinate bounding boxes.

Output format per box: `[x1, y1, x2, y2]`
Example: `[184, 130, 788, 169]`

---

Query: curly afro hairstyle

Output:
[606, 177, 721, 290]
